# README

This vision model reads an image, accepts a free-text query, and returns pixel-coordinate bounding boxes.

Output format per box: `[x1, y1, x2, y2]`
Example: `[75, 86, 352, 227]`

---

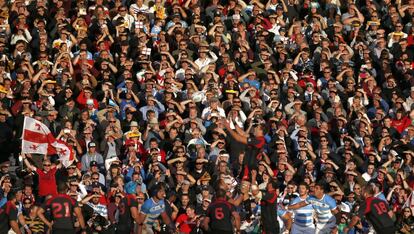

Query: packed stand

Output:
[0, 0, 413, 233]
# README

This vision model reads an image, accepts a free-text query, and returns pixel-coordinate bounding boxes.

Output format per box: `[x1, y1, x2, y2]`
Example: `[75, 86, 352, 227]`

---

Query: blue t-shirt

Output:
[291, 196, 315, 227]
[140, 198, 165, 225]
[306, 194, 337, 224]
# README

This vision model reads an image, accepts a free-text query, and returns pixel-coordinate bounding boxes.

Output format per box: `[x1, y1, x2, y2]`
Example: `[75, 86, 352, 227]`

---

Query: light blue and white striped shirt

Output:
[306, 194, 337, 224]
[291, 196, 315, 227]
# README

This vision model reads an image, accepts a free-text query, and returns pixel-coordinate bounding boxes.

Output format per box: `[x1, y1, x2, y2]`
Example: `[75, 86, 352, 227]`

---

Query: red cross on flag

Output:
[21, 117, 75, 167]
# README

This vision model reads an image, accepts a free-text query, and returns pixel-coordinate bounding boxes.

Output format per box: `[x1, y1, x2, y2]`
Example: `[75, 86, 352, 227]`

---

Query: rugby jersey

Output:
[306, 194, 337, 224]
[141, 198, 165, 226]
[24, 215, 45, 233]
[291, 196, 315, 227]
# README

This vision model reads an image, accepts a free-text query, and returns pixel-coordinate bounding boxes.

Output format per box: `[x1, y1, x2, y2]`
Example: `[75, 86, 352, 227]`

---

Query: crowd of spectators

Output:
[0, 0, 413, 233]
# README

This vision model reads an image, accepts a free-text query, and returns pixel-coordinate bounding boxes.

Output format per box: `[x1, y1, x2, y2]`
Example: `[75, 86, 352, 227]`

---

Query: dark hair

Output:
[7, 191, 17, 201]
[315, 181, 327, 192]
[57, 182, 68, 194]
[299, 182, 309, 190]
[269, 179, 280, 190]
[216, 189, 227, 198]
[154, 182, 166, 193]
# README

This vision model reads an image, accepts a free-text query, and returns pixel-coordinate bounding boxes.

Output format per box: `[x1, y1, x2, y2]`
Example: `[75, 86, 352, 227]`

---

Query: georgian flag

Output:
[21, 116, 75, 167]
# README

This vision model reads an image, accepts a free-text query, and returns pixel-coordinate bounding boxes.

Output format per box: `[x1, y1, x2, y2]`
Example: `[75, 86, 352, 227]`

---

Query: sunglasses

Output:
[43, 164, 51, 167]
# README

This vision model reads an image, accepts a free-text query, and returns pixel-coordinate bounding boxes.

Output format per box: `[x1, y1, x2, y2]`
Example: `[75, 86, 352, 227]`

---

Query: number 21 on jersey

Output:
[52, 202, 70, 218]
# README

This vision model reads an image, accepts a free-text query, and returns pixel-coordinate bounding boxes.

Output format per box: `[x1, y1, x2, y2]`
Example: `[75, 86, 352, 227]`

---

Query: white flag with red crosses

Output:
[21, 117, 75, 167]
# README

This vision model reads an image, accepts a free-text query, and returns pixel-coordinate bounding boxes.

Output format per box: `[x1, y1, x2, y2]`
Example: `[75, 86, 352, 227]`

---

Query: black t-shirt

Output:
[44, 194, 78, 230]
[244, 136, 265, 169]
[260, 191, 280, 234]
[206, 198, 235, 232]
[117, 194, 138, 230]
[0, 201, 18, 233]
[358, 197, 395, 233]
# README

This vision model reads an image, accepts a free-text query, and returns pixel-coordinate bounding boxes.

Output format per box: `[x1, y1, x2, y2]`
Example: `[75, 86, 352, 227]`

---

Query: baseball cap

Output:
[125, 139, 135, 146]
[88, 142, 96, 148]
[86, 99, 94, 105]
[90, 161, 98, 167]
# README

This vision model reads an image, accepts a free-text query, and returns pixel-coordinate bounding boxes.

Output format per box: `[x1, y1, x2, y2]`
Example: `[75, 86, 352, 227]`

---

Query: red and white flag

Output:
[404, 191, 414, 214]
[22, 117, 75, 167]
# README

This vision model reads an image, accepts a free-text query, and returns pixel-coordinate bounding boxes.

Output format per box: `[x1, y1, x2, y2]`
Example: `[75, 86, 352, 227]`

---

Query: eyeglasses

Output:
[92, 177, 99, 180]
[109, 121, 116, 123]
[43, 164, 51, 167]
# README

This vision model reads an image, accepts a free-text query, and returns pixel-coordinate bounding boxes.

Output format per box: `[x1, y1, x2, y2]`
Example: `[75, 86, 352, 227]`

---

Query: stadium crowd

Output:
[0, 0, 413, 233]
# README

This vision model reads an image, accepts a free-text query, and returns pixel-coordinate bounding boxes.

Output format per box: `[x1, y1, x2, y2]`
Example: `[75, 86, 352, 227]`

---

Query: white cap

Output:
[232, 14, 240, 20]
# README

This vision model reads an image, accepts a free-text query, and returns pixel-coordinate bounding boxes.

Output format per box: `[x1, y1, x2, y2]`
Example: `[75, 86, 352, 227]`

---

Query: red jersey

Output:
[206, 198, 235, 232]
[176, 213, 197, 233]
[36, 167, 58, 196]
[44, 194, 79, 230]
[0, 201, 18, 233]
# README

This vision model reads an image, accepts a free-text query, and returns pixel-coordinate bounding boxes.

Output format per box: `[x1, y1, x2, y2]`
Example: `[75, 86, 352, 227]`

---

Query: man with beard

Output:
[344, 183, 395, 234]
[137, 182, 175, 234]
[0, 191, 21, 234]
